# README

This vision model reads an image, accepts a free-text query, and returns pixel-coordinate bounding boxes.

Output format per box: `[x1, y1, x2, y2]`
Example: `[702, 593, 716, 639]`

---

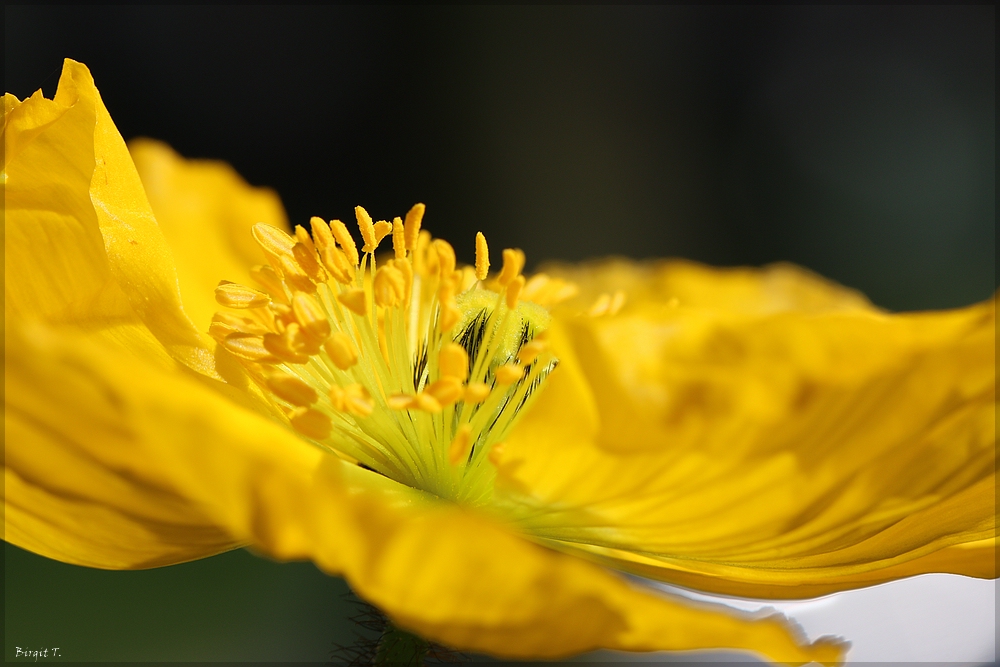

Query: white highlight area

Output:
[588, 574, 996, 663]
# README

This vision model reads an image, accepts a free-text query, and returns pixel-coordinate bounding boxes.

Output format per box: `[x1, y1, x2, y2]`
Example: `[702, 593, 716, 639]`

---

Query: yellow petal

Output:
[3, 323, 237, 568]
[504, 263, 995, 598]
[129, 138, 290, 335]
[3, 59, 215, 375]
[547, 258, 874, 315]
[3, 320, 843, 664]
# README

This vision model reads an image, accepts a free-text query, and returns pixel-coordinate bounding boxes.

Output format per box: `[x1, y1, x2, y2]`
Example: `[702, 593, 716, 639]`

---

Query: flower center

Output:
[209, 204, 577, 504]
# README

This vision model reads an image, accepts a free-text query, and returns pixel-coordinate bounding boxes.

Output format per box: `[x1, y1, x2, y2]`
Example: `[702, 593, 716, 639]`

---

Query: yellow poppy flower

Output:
[4, 59, 995, 665]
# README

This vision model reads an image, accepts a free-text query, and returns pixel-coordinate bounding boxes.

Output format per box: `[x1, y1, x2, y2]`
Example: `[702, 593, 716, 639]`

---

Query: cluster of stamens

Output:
[210, 204, 578, 503]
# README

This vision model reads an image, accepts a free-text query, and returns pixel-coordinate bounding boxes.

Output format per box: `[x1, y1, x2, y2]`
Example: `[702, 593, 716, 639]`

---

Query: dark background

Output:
[4, 5, 995, 663]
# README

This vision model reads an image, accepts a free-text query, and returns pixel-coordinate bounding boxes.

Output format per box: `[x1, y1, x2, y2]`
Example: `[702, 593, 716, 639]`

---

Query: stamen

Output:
[278, 255, 316, 293]
[330, 384, 374, 417]
[291, 292, 331, 340]
[216, 203, 560, 504]
[374, 265, 406, 308]
[215, 281, 271, 309]
[289, 407, 332, 439]
[506, 275, 525, 310]
[324, 332, 359, 370]
[463, 382, 491, 404]
[448, 425, 473, 465]
[338, 289, 368, 316]
[487, 441, 505, 467]
[250, 264, 289, 303]
[373, 220, 393, 246]
[222, 333, 280, 362]
[517, 339, 547, 365]
[495, 364, 524, 385]
[403, 203, 425, 251]
[391, 217, 406, 259]
[355, 206, 377, 253]
[433, 239, 457, 278]
[439, 343, 469, 381]
[427, 377, 464, 406]
[497, 248, 525, 286]
[329, 219, 360, 266]
[266, 370, 319, 406]
[252, 223, 295, 262]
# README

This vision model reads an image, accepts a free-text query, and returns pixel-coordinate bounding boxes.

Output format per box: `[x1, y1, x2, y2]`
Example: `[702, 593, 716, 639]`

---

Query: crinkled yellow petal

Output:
[3, 320, 845, 665]
[504, 261, 995, 597]
[3, 59, 214, 375]
[129, 138, 289, 334]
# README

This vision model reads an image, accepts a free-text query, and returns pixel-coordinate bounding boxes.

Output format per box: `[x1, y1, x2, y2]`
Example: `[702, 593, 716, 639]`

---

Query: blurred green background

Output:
[4, 5, 995, 663]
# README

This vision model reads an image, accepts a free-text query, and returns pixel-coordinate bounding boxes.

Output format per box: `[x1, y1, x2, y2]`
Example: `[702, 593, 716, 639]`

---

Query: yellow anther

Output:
[394, 257, 413, 302]
[463, 382, 491, 404]
[391, 217, 406, 259]
[487, 441, 506, 467]
[505, 274, 525, 310]
[517, 339, 547, 365]
[330, 384, 374, 416]
[324, 332, 359, 370]
[293, 242, 325, 282]
[294, 224, 316, 251]
[310, 217, 335, 251]
[387, 394, 417, 410]
[289, 406, 332, 440]
[497, 248, 525, 286]
[210, 312, 270, 340]
[448, 424, 474, 465]
[608, 289, 627, 315]
[320, 244, 354, 284]
[432, 239, 456, 279]
[587, 293, 612, 317]
[495, 364, 524, 385]
[221, 333, 280, 363]
[413, 392, 442, 413]
[329, 219, 360, 266]
[373, 220, 393, 247]
[427, 377, 464, 407]
[338, 289, 368, 316]
[438, 343, 469, 381]
[269, 302, 296, 326]
[439, 302, 461, 332]
[291, 292, 331, 341]
[355, 205, 377, 253]
[252, 223, 296, 259]
[215, 281, 271, 309]
[278, 255, 316, 293]
[265, 371, 319, 406]
[667, 296, 680, 308]
[373, 265, 406, 308]
[250, 264, 289, 303]
[403, 203, 425, 251]
[263, 325, 311, 364]
[474, 232, 490, 280]
[521, 273, 549, 301]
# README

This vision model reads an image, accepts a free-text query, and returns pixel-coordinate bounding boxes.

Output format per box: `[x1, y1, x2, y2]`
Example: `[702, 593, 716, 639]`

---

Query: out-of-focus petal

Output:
[1, 320, 845, 665]
[2, 59, 214, 375]
[505, 260, 994, 597]
[130, 139, 289, 333]
[547, 258, 875, 316]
